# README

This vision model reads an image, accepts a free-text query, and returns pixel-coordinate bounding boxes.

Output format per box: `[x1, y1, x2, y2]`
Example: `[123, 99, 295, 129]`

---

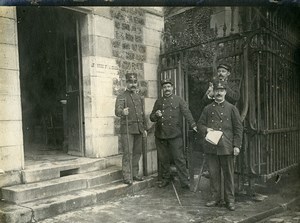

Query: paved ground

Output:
[39, 167, 300, 223]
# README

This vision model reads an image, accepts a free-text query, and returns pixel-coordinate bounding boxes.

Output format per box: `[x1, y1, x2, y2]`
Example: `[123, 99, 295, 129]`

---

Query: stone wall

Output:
[0, 7, 24, 182]
[81, 7, 163, 175]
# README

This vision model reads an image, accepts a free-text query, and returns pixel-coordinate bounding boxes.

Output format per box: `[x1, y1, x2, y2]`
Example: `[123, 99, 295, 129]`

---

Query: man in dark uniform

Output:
[200, 63, 241, 179]
[150, 79, 198, 189]
[115, 73, 147, 185]
[198, 80, 243, 211]
[203, 63, 240, 105]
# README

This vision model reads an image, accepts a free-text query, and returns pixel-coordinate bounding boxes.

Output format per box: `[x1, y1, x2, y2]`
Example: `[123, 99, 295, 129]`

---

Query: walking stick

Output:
[171, 180, 182, 206]
[124, 100, 133, 186]
[193, 154, 206, 193]
[120, 98, 133, 187]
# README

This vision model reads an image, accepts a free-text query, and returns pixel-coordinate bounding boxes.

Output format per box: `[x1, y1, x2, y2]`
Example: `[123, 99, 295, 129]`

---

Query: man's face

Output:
[162, 83, 173, 97]
[213, 88, 226, 102]
[126, 80, 138, 92]
[217, 68, 230, 80]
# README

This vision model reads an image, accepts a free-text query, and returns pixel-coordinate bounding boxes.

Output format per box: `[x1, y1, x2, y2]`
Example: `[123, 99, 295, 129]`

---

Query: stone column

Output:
[81, 10, 119, 158]
[142, 8, 164, 174]
[0, 7, 24, 173]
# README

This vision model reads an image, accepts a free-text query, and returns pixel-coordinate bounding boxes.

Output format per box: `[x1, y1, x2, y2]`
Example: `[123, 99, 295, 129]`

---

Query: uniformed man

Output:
[203, 63, 240, 105]
[115, 73, 147, 185]
[198, 79, 243, 211]
[150, 79, 198, 189]
[199, 63, 241, 179]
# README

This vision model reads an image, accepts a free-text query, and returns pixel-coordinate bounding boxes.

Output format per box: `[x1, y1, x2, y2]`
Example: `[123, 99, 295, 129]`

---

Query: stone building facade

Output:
[0, 6, 163, 187]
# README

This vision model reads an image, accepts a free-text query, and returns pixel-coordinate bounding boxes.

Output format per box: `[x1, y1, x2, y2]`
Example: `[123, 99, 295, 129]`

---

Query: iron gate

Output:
[158, 7, 300, 190]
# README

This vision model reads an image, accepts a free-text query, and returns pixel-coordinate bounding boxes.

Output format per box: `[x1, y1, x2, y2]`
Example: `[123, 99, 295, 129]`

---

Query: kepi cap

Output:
[125, 73, 137, 82]
[213, 80, 227, 89]
[161, 79, 173, 86]
[217, 63, 231, 72]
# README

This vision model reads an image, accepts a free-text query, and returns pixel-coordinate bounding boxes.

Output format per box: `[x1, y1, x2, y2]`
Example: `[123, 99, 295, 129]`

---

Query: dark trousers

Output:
[156, 137, 189, 186]
[206, 154, 235, 203]
[121, 133, 143, 181]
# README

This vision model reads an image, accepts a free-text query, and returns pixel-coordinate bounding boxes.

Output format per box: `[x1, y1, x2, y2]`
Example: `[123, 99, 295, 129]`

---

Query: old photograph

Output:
[0, 3, 299, 223]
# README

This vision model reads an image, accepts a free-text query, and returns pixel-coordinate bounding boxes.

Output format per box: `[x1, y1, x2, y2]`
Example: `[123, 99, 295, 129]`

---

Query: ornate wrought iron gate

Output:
[159, 7, 300, 190]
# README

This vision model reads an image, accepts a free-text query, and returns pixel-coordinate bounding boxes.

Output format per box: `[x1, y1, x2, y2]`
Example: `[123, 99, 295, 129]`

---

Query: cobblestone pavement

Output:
[259, 206, 300, 223]
[39, 167, 300, 223]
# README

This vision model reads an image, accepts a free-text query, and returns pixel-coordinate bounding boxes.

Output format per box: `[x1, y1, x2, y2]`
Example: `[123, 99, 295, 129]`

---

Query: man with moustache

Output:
[198, 80, 243, 211]
[150, 79, 198, 189]
[203, 63, 240, 105]
[115, 73, 147, 185]
[199, 63, 241, 179]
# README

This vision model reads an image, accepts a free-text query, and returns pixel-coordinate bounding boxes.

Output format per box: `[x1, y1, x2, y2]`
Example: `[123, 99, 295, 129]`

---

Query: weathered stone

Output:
[96, 36, 112, 57]
[0, 17, 17, 45]
[135, 54, 145, 62]
[92, 7, 111, 18]
[126, 52, 135, 60]
[0, 70, 20, 96]
[0, 95, 21, 121]
[0, 7, 16, 19]
[144, 12, 164, 32]
[0, 121, 22, 147]
[269, 218, 284, 223]
[0, 170, 21, 188]
[92, 96, 115, 117]
[144, 63, 158, 81]
[143, 27, 162, 48]
[121, 23, 130, 31]
[90, 76, 113, 97]
[144, 98, 157, 115]
[122, 42, 131, 50]
[94, 16, 114, 39]
[145, 46, 160, 64]
[81, 35, 96, 57]
[2, 176, 87, 204]
[86, 117, 115, 136]
[0, 202, 32, 223]
[0, 44, 19, 70]
[147, 80, 158, 98]
[134, 16, 145, 26]
[125, 33, 134, 42]
[92, 135, 119, 158]
[135, 35, 143, 43]
[0, 145, 23, 172]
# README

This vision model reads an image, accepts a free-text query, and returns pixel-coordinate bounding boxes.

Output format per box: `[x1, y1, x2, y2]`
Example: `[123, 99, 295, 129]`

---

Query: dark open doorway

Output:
[17, 7, 85, 161]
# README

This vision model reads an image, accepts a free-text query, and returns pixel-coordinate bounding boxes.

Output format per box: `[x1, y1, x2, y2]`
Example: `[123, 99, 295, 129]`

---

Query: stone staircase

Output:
[0, 155, 156, 223]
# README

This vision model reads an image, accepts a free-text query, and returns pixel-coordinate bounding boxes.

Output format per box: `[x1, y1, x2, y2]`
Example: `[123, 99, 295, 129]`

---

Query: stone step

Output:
[0, 176, 156, 223]
[2, 166, 122, 204]
[21, 155, 122, 184]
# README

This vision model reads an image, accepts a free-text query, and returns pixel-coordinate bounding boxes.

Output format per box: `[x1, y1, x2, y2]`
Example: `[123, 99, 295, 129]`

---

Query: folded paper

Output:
[205, 130, 223, 145]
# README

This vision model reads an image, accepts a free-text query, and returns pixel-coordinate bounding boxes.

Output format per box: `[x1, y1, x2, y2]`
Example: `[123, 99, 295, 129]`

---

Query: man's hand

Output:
[155, 110, 162, 117]
[143, 130, 148, 138]
[206, 82, 214, 98]
[123, 107, 129, 116]
[207, 128, 213, 132]
[233, 147, 240, 156]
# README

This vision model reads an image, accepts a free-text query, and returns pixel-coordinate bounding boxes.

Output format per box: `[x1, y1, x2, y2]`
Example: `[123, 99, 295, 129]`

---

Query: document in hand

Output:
[205, 130, 223, 145]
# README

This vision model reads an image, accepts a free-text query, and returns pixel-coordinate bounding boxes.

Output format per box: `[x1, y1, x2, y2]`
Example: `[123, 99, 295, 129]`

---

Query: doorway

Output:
[17, 7, 85, 161]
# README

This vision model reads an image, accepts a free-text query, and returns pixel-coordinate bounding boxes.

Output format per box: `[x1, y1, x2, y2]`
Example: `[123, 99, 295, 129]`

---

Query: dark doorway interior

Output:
[17, 7, 84, 158]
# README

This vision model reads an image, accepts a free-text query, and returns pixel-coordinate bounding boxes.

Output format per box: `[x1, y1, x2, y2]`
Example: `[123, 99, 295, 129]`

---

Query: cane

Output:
[119, 98, 133, 186]
[171, 180, 182, 206]
[193, 154, 206, 193]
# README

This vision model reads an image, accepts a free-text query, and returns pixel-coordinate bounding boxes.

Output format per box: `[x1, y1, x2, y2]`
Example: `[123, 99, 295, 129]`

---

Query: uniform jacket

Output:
[197, 100, 243, 155]
[115, 90, 147, 134]
[150, 94, 196, 139]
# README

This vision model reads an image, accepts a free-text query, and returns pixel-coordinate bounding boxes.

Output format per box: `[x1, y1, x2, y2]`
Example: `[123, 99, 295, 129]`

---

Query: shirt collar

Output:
[214, 99, 225, 105]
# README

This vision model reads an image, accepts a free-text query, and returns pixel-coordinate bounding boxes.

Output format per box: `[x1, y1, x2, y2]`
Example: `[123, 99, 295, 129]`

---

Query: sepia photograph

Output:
[0, 1, 299, 222]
